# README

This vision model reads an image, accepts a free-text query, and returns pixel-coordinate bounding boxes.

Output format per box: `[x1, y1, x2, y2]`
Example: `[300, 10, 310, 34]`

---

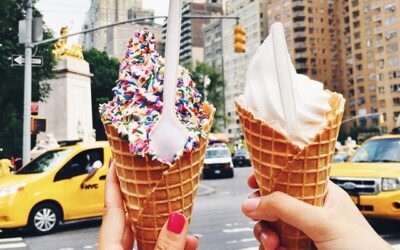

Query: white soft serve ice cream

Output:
[237, 22, 332, 148]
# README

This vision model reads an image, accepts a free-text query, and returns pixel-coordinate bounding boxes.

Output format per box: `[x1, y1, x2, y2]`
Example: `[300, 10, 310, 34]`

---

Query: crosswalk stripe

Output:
[0, 237, 24, 243]
[0, 243, 27, 249]
[0, 237, 26, 249]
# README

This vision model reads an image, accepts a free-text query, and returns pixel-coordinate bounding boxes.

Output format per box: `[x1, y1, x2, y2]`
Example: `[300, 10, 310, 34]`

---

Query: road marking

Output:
[0, 238, 23, 243]
[0, 243, 26, 249]
[0, 237, 26, 249]
[226, 240, 238, 244]
[223, 227, 253, 233]
[240, 238, 256, 242]
[83, 246, 94, 249]
[58, 248, 74, 250]
[237, 247, 258, 250]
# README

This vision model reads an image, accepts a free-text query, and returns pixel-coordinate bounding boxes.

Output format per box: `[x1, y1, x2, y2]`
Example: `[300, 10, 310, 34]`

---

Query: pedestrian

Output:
[98, 161, 392, 250]
[0, 158, 12, 177]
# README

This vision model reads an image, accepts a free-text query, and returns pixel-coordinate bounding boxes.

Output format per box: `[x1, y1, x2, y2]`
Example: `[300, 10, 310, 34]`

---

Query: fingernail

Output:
[243, 198, 260, 212]
[167, 212, 185, 234]
[260, 232, 268, 246]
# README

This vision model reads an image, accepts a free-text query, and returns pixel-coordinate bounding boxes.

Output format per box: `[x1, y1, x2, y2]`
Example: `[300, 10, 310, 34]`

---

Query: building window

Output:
[368, 62, 375, 68]
[389, 70, 400, 79]
[354, 42, 361, 49]
[367, 50, 373, 58]
[390, 84, 400, 93]
[352, 0, 359, 7]
[385, 17, 396, 26]
[378, 86, 385, 94]
[355, 53, 362, 60]
[356, 64, 363, 71]
[357, 86, 365, 94]
[379, 100, 386, 108]
[354, 32, 361, 39]
[352, 10, 360, 18]
[370, 95, 377, 102]
[386, 30, 397, 40]
[308, 17, 314, 23]
[393, 98, 400, 106]
[365, 17, 372, 24]
[388, 57, 400, 66]
[387, 43, 398, 52]
[353, 21, 360, 29]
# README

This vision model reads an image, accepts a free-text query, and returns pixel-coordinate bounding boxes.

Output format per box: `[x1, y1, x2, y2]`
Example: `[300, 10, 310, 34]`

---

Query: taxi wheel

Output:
[28, 203, 61, 235]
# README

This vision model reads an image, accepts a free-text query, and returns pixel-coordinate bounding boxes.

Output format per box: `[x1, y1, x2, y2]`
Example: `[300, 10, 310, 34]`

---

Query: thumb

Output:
[241, 192, 328, 239]
[156, 212, 188, 250]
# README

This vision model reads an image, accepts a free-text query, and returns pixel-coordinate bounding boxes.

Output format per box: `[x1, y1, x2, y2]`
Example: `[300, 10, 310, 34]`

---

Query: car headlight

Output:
[382, 178, 400, 191]
[0, 183, 26, 197]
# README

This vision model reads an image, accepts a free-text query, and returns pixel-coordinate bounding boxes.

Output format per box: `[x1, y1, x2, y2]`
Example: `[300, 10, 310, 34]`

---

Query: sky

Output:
[35, 0, 169, 43]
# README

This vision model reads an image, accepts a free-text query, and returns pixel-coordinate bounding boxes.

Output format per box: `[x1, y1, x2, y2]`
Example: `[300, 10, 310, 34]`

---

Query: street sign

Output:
[11, 55, 43, 67]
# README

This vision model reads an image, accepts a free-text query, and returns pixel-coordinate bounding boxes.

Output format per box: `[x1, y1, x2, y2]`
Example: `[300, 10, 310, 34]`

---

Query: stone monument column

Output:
[39, 56, 94, 142]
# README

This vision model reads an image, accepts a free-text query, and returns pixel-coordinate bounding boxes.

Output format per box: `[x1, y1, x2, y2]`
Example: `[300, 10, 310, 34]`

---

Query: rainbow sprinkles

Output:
[99, 28, 210, 164]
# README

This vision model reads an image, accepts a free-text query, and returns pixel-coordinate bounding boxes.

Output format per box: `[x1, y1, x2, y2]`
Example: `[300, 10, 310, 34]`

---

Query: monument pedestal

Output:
[39, 57, 94, 142]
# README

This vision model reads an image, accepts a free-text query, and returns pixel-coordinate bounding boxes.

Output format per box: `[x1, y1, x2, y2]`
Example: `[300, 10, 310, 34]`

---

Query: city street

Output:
[1, 167, 400, 250]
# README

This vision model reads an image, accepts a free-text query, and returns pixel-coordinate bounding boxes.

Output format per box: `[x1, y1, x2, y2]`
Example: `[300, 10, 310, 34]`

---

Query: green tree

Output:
[83, 48, 120, 140]
[189, 62, 225, 132]
[0, 0, 56, 158]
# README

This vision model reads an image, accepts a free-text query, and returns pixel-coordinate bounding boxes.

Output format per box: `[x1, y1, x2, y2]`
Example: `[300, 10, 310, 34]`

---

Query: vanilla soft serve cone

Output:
[100, 29, 214, 250]
[236, 23, 345, 250]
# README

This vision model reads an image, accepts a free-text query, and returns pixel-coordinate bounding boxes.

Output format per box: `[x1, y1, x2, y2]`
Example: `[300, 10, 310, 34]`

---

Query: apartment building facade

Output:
[82, 0, 161, 59]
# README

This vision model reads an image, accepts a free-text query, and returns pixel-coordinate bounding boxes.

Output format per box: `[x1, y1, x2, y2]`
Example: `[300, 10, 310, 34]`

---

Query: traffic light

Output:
[234, 24, 246, 53]
[31, 116, 46, 134]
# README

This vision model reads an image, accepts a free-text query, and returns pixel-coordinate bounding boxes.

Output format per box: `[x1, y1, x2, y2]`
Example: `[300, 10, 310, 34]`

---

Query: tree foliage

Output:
[83, 48, 120, 140]
[0, 0, 56, 157]
[189, 62, 225, 132]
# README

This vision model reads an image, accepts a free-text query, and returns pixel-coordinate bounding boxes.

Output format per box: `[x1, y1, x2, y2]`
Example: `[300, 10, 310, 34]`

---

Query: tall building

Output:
[82, 0, 161, 59]
[342, 1, 400, 133]
[162, 1, 223, 65]
[256, 0, 400, 134]
[266, 0, 340, 92]
[222, 0, 269, 139]
[203, 19, 225, 130]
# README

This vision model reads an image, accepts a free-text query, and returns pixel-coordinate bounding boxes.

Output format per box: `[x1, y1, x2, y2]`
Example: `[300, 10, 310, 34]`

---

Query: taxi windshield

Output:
[206, 149, 231, 159]
[351, 138, 400, 163]
[17, 149, 72, 174]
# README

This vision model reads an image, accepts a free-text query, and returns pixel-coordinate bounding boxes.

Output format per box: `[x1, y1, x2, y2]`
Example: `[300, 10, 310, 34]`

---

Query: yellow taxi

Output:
[331, 134, 400, 219]
[0, 141, 111, 234]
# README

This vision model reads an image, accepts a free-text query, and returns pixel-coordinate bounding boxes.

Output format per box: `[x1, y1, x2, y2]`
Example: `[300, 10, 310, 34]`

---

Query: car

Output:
[0, 141, 111, 234]
[330, 134, 400, 220]
[202, 146, 234, 179]
[232, 148, 251, 167]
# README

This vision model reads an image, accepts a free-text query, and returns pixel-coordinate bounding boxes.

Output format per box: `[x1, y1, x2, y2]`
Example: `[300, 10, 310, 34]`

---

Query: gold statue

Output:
[52, 26, 84, 60]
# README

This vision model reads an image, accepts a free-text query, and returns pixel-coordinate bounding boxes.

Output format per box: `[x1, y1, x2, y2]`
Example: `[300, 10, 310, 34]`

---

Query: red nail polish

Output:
[167, 212, 185, 234]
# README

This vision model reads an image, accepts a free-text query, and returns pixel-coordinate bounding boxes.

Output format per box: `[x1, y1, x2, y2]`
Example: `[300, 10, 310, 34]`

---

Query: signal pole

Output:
[23, 0, 33, 164]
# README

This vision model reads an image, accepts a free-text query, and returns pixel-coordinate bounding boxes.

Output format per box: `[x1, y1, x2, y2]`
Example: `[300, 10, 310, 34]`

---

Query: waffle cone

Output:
[236, 92, 345, 250]
[103, 104, 215, 250]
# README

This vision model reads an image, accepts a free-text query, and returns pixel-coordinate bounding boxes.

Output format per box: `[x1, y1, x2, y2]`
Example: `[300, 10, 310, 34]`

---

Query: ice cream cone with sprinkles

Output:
[100, 29, 215, 250]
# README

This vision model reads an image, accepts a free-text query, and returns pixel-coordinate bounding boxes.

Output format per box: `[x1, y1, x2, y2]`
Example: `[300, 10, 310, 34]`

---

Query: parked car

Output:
[0, 141, 111, 234]
[330, 134, 400, 220]
[203, 146, 234, 179]
[232, 148, 251, 167]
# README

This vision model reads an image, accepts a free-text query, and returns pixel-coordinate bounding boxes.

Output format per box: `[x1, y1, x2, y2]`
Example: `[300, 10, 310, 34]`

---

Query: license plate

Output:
[350, 195, 359, 205]
[214, 170, 221, 174]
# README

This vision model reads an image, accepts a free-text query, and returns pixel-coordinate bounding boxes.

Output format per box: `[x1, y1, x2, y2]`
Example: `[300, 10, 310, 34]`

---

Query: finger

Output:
[184, 236, 199, 250]
[253, 221, 280, 250]
[122, 214, 135, 250]
[241, 192, 327, 239]
[156, 212, 188, 250]
[248, 190, 261, 199]
[98, 161, 127, 248]
[248, 173, 259, 189]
